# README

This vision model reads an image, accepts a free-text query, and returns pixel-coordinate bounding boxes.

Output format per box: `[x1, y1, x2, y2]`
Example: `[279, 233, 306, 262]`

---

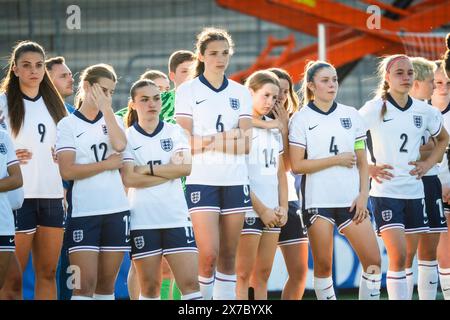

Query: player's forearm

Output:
[250, 191, 268, 218]
[277, 170, 288, 209]
[152, 163, 191, 179]
[122, 171, 168, 188]
[426, 129, 449, 167]
[0, 174, 23, 192]
[59, 161, 109, 181]
[291, 156, 339, 174]
[103, 110, 127, 152]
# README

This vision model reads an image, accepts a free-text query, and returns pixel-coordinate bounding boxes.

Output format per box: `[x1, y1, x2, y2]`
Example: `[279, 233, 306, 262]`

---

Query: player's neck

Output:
[388, 90, 409, 108]
[138, 118, 160, 134]
[313, 99, 334, 112]
[203, 70, 224, 89]
[19, 83, 40, 99]
[79, 100, 100, 120]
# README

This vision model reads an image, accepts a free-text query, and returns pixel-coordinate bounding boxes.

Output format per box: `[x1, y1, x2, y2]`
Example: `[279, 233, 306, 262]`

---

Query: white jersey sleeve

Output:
[173, 124, 191, 153]
[288, 111, 306, 149]
[55, 117, 76, 154]
[353, 110, 368, 142]
[2, 131, 24, 211]
[358, 99, 381, 131]
[238, 89, 253, 120]
[174, 83, 194, 120]
[427, 106, 443, 137]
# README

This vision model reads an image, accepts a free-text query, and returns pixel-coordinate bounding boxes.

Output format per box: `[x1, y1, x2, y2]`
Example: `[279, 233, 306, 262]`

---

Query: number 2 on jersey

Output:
[399, 133, 408, 153]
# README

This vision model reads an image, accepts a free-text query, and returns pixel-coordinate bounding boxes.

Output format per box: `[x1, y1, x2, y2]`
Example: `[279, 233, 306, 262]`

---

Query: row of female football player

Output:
[0, 28, 450, 301]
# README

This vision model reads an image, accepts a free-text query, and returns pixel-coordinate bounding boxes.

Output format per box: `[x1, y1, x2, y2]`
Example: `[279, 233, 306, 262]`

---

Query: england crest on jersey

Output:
[381, 210, 393, 222]
[73, 230, 83, 243]
[230, 98, 240, 110]
[0, 143, 7, 155]
[102, 124, 108, 135]
[191, 191, 201, 204]
[340, 118, 352, 129]
[134, 236, 145, 250]
[413, 115, 422, 128]
[160, 138, 173, 152]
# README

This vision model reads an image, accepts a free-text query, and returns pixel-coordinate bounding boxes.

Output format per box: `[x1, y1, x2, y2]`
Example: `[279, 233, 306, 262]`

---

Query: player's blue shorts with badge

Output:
[241, 217, 281, 235]
[65, 211, 131, 254]
[0, 235, 15, 252]
[370, 197, 429, 235]
[185, 184, 252, 215]
[302, 206, 356, 235]
[278, 200, 308, 246]
[423, 175, 447, 233]
[130, 226, 198, 260]
[14, 198, 65, 234]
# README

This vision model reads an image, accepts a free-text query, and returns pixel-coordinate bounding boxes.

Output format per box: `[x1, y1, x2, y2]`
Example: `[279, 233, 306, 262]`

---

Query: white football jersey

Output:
[289, 101, 367, 209]
[0, 130, 20, 235]
[359, 95, 442, 199]
[175, 75, 252, 186]
[124, 121, 192, 230]
[55, 110, 129, 218]
[245, 124, 283, 218]
[438, 103, 450, 185]
[0, 93, 63, 198]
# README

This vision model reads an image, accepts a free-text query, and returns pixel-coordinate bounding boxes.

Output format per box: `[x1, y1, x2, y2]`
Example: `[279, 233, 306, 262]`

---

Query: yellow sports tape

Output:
[354, 140, 365, 150]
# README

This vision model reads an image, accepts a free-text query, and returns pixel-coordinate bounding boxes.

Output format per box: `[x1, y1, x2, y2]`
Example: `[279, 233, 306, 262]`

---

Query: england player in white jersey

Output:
[0, 130, 22, 291]
[0, 41, 68, 300]
[235, 71, 287, 300]
[120, 79, 202, 300]
[431, 59, 450, 300]
[56, 64, 130, 300]
[359, 55, 448, 300]
[401, 57, 445, 300]
[175, 28, 252, 300]
[289, 61, 381, 300]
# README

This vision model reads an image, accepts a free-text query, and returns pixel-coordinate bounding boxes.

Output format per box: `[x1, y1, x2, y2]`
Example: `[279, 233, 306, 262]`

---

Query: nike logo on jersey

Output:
[383, 118, 394, 122]
[133, 146, 143, 151]
[370, 293, 380, 297]
[244, 199, 251, 204]
[443, 287, 450, 292]
[187, 239, 195, 244]
[309, 125, 319, 130]
[196, 99, 207, 105]
[429, 281, 438, 285]
[76, 132, 86, 138]
[326, 295, 335, 300]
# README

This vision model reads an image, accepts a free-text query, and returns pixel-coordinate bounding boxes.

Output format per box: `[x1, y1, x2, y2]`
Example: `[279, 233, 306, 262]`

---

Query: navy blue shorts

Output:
[66, 211, 131, 254]
[371, 197, 428, 235]
[185, 184, 252, 215]
[303, 207, 356, 235]
[130, 227, 198, 260]
[278, 201, 308, 246]
[14, 198, 65, 234]
[241, 217, 281, 236]
[0, 235, 15, 252]
[423, 176, 447, 233]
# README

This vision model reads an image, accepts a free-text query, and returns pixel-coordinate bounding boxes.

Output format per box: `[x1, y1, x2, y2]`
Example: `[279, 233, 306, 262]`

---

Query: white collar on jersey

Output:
[199, 74, 229, 93]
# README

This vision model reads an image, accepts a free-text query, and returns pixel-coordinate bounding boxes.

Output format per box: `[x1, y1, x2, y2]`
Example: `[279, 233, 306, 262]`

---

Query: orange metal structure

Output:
[216, 0, 450, 83]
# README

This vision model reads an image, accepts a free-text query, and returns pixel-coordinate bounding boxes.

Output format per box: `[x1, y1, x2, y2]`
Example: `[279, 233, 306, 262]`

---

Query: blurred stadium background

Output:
[0, 0, 449, 299]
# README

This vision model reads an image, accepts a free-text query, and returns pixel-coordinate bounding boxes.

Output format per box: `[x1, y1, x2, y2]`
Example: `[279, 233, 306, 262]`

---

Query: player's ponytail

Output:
[125, 79, 158, 128]
[193, 27, 234, 78]
[299, 60, 334, 106]
[375, 54, 409, 119]
[0, 41, 66, 137]
[443, 33, 450, 79]
[75, 63, 117, 110]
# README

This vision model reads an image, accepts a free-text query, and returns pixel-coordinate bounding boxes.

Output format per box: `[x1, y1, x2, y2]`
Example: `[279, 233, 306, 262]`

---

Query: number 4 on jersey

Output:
[329, 136, 339, 155]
